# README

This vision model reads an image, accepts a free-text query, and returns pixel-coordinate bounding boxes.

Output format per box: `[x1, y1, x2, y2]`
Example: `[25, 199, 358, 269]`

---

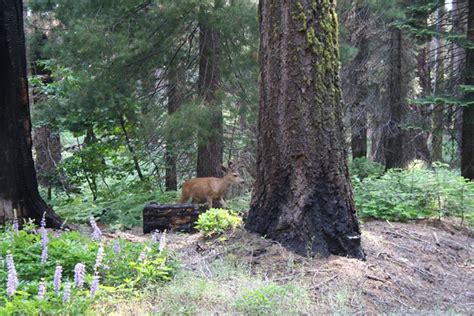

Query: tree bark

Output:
[196, 0, 224, 178]
[432, 0, 446, 162]
[350, 5, 369, 159]
[384, 27, 406, 169]
[165, 64, 182, 191]
[461, 0, 474, 180]
[246, 0, 364, 259]
[0, 0, 63, 228]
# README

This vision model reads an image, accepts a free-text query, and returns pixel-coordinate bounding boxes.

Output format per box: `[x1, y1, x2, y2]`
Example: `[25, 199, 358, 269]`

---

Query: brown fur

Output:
[180, 171, 244, 209]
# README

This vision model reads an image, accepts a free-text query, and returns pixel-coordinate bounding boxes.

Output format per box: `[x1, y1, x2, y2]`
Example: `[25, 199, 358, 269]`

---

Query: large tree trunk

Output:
[196, 0, 224, 178]
[461, 0, 474, 180]
[246, 0, 364, 259]
[384, 27, 406, 169]
[0, 0, 63, 228]
[432, 0, 446, 162]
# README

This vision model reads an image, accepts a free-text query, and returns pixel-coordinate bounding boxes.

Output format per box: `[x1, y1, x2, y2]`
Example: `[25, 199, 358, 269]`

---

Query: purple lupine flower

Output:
[6, 252, 19, 298]
[90, 274, 100, 299]
[40, 212, 46, 229]
[40, 244, 48, 264]
[89, 216, 102, 241]
[113, 239, 121, 256]
[63, 282, 71, 303]
[151, 230, 158, 243]
[94, 245, 104, 271]
[53, 265, 62, 296]
[74, 263, 86, 290]
[138, 247, 147, 262]
[159, 230, 167, 252]
[12, 209, 19, 235]
[37, 279, 46, 300]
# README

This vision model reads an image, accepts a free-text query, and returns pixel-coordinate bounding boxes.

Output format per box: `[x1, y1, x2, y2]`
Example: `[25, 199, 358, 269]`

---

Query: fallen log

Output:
[143, 203, 207, 234]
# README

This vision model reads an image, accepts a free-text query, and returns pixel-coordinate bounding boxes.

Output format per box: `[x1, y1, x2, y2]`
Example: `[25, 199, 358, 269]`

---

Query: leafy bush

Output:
[353, 162, 474, 224]
[0, 221, 176, 314]
[195, 208, 242, 236]
[349, 157, 385, 179]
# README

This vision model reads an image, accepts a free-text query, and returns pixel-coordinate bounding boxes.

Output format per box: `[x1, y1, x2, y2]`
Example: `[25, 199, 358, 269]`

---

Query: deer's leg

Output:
[219, 197, 228, 209]
[207, 196, 213, 209]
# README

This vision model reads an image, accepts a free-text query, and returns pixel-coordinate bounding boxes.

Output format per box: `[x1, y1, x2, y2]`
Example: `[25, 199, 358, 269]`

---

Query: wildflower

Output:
[159, 230, 167, 252]
[12, 209, 19, 235]
[37, 279, 46, 300]
[74, 263, 86, 290]
[63, 282, 71, 303]
[53, 265, 62, 296]
[113, 239, 121, 256]
[41, 244, 48, 264]
[138, 246, 148, 262]
[151, 230, 158, 243]
[90, 216, 102, 241]
[94, 244, 104, 271]
[40, 212, 46, 229]
[6, 252, 19, 298]
[90, 274, 100, 299]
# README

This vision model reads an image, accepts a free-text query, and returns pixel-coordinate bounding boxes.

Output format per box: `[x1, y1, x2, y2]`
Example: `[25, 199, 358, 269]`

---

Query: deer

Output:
[180, 164, 244, 209]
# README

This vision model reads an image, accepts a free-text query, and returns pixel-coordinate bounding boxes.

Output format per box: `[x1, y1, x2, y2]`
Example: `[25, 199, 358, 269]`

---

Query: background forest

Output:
[28, 0, 474, 228]
[0, 0, 473, 314]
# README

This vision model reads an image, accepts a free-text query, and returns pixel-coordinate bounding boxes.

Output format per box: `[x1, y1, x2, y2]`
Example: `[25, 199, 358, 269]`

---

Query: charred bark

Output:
[461, 0, 474, 180]
[0, 0, 63, 228]
[246, 0, 364, 259]
[196, 0, 224, 178]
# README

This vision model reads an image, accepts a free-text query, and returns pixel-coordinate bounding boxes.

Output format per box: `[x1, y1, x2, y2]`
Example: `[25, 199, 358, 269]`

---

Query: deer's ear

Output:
[221, 165, 228, 173]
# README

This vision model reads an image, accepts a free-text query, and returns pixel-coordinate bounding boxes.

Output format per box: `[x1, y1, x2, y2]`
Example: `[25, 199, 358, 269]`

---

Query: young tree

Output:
[0, 0, 63, 227]
[245, 0, 364, 259]
[461, 0, 474, 180]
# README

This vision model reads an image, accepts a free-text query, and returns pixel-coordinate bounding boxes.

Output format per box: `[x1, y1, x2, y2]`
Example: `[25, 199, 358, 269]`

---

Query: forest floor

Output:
[100, 219, 473, 315]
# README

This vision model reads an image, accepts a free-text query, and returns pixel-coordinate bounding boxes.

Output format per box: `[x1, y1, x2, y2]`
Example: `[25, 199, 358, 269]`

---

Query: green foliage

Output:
[233, 283, 311, 315]
[353, 162, 474, 224]
[0, 222, 176, 314]
[349, 157, 385, 179]
[44, 181, 179, 229]
[195, 208, 242, 236]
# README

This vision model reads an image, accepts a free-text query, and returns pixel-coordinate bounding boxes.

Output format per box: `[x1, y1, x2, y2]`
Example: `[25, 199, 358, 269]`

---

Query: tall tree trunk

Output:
[196, 0, 224, 178]
[0, 0, 63, 228]
[350, 5, 369, 159]
[165, 64, 182, 191]
[246, 0, 364, 259]
[432, 0, 446, 162]
[461, 0, 474, 180]
[119, 116, 144, 181]
[384, 27, 405, 169]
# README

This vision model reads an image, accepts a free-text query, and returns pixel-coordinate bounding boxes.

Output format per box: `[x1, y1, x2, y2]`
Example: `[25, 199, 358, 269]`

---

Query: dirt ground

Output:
[119, 219, 473, 314]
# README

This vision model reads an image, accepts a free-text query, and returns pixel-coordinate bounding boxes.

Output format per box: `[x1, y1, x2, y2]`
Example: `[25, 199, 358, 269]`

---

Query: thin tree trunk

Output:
[246, 0, 364, 259]
[119, 116, 144, 181]
[432, 0, 446, 162]
[461, 0, 474, 180]
[385, 27, 405, 169]
[196, 0, 224, 178]
[0, 0, 63, 227]
[165, 64, 182, 191]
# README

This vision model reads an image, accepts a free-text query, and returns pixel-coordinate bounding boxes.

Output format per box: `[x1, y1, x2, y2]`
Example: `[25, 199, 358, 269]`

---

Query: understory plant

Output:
[195, 208, 242, 236]
[352, 161, 474, 224]
[0, 218, 176, 314]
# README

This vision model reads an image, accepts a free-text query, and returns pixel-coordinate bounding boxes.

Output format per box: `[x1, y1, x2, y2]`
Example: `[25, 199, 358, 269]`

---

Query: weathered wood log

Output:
[143, 203, 207, 234]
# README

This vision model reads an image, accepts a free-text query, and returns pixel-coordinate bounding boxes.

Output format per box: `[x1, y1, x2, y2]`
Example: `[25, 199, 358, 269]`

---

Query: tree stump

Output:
[143, 203, 207, 234]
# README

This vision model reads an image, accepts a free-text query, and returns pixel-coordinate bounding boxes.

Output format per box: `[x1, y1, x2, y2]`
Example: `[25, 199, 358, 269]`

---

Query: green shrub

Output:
[349, 157, 385, 179]
[195, 208, 242, 236]
[353, 161, 474, 224]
